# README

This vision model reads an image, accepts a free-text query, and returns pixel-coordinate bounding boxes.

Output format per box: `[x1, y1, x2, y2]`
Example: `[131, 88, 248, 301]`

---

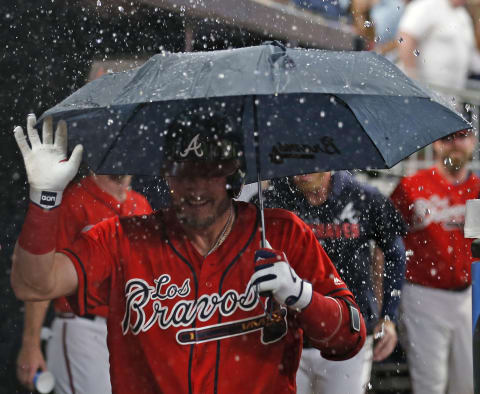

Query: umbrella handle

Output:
[256, 172, 284, 320]
[257, 172, 267, 248]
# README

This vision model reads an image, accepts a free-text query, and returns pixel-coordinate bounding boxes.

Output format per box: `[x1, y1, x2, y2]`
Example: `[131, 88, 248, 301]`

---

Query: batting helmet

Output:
[162, 107, 246, 198]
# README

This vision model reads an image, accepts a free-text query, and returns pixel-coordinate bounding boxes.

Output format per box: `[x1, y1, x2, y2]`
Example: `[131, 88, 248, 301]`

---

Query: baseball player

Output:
[391, 129, 479, 394]
[255, 171, 406, 393]
[16, 141, 152, 393]
[12, 109, 366, 394]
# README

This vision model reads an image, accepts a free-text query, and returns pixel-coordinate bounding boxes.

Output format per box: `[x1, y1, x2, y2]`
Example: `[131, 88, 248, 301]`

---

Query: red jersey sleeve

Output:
[59, 217, 121, 316]
[390, 179, 413, 228]
[265, 209, 366, 360]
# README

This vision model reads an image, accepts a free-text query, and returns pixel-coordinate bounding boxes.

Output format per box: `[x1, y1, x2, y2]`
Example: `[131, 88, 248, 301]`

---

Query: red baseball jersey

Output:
[60, 202, 355, 394]
[54, 176, 152, 316]
[391, 167, 480, 289]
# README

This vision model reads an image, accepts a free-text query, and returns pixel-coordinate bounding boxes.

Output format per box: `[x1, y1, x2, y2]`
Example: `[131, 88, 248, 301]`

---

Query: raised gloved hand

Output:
[251, 248, 312, 311]
[14, 114, 83, 209]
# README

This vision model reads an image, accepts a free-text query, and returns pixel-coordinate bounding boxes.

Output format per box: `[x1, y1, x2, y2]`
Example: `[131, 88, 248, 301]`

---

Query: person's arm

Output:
[369, 185, 407, 361]
[350, 0, 376, 44]
[374, 39, 399, 56]
[397, 31, 419, 79]
[11, 114, 82, 301]
[12, 212, 80, 301]
[297, 292, 366, 360]
[16, 301, 50, 390]
[372, 235, 406, 361]
[372, 245, 384, 310]
[378, 235, 405, 324]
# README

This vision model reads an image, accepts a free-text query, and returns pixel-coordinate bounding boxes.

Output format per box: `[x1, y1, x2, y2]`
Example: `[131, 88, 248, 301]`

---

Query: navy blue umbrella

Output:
[40, 41, 469, 184]
[39, 41, 470, 246]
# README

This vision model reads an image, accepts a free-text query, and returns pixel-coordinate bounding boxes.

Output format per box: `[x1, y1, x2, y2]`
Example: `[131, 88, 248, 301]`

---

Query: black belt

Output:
[57, 312, 98, 320]
[408, 281, 471, 292]
[447, 285, 471, 292]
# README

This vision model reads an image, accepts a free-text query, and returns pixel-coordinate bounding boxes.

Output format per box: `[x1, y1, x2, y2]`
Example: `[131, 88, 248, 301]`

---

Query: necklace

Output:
[206, 206, 235, 256]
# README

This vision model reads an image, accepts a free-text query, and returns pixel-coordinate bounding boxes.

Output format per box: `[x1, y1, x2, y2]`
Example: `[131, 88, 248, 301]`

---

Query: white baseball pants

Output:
[296, 336, 373, 394]
[399, 282, 473, 394]
[46, 315, 111, 394]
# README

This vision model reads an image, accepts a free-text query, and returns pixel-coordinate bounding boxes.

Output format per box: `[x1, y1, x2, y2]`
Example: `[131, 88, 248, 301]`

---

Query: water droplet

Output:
[398, 37, 404, 43]
[391, 289, 402, 297]
[218, 73, 225, 79]
[364, 20, 372, 28]
[413, 49, 420, 56]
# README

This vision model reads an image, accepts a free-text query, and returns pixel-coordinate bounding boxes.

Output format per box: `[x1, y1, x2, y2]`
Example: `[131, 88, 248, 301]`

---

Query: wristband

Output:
[287, 280, 313, 312]
[18, 203, 59, 254]
[30, 188, 63, 209]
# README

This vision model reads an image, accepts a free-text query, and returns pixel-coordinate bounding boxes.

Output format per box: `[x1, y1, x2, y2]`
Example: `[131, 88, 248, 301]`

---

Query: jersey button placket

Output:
[192, 255, 220, 393]
[199, 256, 219, 294]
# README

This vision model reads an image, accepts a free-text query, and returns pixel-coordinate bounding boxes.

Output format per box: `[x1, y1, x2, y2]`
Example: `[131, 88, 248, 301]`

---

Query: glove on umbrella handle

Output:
[14, 114, 83, 209]
[253, 248, 313, 311]
[254, 249, 280, 298]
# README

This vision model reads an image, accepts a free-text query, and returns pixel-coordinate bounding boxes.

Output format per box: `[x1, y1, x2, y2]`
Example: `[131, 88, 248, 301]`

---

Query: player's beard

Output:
[174, 194, 231, 230]
[441, 150, 472, 174]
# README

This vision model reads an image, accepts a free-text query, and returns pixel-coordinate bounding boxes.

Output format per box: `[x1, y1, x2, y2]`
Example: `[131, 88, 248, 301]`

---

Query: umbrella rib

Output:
[191, 55, 220, 98]
[96, 103, 146, 172]
[335, 94, 390, 169]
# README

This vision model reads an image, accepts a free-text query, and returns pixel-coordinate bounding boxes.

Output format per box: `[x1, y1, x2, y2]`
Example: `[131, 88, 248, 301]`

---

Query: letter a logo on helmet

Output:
[179, 133, 203, 158]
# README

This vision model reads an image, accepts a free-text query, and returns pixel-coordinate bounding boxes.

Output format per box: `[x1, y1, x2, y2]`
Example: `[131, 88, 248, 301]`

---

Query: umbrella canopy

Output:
[40, 41, 469, 183]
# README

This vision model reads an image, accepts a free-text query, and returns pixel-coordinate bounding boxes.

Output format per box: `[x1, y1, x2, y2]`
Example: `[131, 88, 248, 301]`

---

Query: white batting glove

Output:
[14, 114, 83, 209]
[251, 249, 313, 311]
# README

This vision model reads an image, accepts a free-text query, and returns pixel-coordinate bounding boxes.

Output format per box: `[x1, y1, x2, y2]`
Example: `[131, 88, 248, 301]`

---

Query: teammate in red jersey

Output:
[391, 129, 479, 394]
[16, 170, 152, 393]
[12, 109, 366, 394]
